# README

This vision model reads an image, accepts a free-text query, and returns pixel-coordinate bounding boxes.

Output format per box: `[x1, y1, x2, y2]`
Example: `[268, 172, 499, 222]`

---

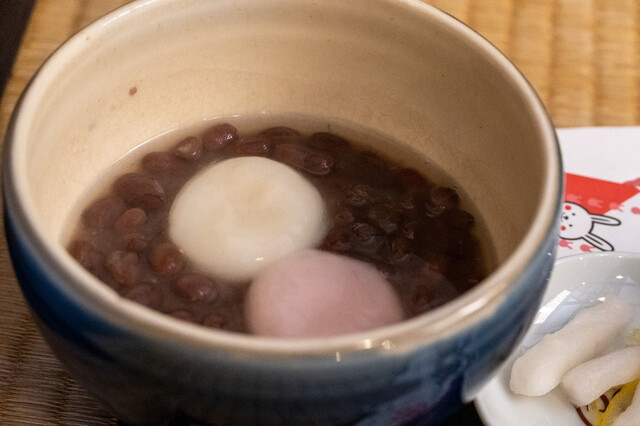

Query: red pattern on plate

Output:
[565, 173, 639, 215]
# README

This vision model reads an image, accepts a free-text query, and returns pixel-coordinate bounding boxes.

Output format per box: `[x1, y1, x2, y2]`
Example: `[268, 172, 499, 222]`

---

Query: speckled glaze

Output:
[2, 0, 562, 424]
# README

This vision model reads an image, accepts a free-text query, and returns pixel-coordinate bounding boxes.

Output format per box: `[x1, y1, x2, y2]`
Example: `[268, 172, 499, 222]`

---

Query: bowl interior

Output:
[7, 0, 559, 349]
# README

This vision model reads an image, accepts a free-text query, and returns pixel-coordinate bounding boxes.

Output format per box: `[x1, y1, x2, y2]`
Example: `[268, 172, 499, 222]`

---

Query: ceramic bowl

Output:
[2, 0, 562, 424]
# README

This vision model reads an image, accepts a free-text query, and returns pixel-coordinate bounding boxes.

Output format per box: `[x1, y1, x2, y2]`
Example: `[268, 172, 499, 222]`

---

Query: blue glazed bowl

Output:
[2, 0, 562, 424]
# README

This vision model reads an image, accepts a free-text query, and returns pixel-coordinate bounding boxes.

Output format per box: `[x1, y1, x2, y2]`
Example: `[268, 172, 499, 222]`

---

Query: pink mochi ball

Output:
[244, 249, 404, 338]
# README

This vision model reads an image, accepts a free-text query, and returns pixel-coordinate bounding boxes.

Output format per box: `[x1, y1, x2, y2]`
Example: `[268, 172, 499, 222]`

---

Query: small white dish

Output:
[475, 252, 640, 426]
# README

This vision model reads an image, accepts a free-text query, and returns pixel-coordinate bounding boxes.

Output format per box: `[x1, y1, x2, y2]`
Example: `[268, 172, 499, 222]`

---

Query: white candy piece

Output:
[169, 157, 327, 282]
[612, 382, 640, 426]
[561, 346, 640, 406]
[510, 295, 635, 397]
[244, 249, 404, 338]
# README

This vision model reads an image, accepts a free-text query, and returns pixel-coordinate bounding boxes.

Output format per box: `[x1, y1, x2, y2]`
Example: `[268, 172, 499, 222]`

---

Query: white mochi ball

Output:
[169, 157, 327, 282]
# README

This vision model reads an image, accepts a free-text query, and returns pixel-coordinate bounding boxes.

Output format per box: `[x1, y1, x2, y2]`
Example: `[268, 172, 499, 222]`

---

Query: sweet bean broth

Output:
[67, 117, 494, 333]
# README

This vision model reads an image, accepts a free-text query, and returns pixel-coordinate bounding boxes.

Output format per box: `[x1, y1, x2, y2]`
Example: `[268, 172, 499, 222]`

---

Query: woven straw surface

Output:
[0, 1, 639, 424]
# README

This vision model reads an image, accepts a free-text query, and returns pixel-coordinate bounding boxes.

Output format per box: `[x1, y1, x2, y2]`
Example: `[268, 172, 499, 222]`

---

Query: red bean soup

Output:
[67, 117, 494, 335]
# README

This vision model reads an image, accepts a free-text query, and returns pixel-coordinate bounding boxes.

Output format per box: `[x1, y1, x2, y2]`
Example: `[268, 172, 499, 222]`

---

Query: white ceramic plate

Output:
[475, 252, 640, 426]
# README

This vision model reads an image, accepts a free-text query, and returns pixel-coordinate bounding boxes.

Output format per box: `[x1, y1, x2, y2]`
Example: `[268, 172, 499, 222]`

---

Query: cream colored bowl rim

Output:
[5, 0, 562, 356]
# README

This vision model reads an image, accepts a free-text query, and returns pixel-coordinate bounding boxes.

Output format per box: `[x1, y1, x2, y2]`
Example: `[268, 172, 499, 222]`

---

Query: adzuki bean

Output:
[114, 173, 166, 210]
[174, 136, 203, 161]
[114, 208, 147, 234]
[83, 196, 127, 229]
[172, 273, 218, 303]
[106, 250, 141, 287]
[202, 123, 237, 151]
[149, 242, 183, 276]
